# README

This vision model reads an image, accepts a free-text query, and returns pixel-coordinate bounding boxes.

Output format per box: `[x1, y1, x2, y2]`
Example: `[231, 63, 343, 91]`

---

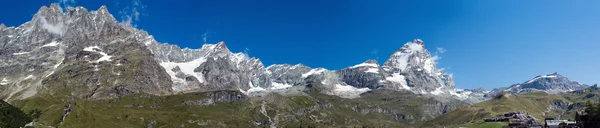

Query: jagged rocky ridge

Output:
[488, 73, 588, 97]
[0, 4, 485, 103]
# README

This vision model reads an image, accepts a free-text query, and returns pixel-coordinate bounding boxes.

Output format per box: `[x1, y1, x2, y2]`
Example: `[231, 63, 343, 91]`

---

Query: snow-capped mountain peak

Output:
[383, 39, 427, 72]
[489, 73, 588, 96]
[525, 72, 561, 84]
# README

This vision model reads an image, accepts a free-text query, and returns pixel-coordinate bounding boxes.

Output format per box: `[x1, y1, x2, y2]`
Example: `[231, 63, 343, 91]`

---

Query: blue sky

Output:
[1, 0, 599, 90]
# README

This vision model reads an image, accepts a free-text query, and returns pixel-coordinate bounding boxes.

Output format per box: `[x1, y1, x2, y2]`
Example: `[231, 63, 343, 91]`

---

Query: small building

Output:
[545, 120, 577, 128]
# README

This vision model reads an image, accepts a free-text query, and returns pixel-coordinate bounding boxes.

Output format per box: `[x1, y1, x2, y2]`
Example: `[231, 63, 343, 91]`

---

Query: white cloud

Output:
[118, 0, 147, 26]
[244, 47, 250, 55]
[424, 55, 440, 74]
[58, 0, 75, 3]
[55, 0, 76, 9]
[436, 47, 446, 54]
[202, 31, 209, 43]
[39, 16, 65, 35]
[371, 50, 379, 59]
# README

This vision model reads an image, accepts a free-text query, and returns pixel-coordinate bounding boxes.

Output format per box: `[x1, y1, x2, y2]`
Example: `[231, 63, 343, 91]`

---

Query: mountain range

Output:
[0, 4, 595, 127]
[0, 4, 484, 102]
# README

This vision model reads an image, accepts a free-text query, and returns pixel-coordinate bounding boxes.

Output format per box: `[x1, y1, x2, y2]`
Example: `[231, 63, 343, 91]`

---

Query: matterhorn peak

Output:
[382, 39, 430, 72]
[413, 39, 425, 45]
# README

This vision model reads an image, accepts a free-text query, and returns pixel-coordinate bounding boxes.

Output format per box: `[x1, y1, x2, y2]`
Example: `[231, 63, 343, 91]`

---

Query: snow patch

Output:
[526, 75, 559, 84]
[241, 81, 267, 95]
[83, 46, 113, 63]
[42, 41, 60, 47]
[24, 75, 34, 80]
[24, 122, 34, 127]
[46, 58, 64, 77]
[12, 52, 30, 55]
[7, 35, 13, 38]
[430, 86, 444, 95]
[390, 54, 410, 71]
[351, 63, 379, 68]
[0, 78, 8, 85]
[364, 68, 379, 74]
[302, 68, 326, 78]
[332, 84, 371, 99]
[386, 73, 410, 90]
[160, 58, 207, 91]
[448, 89, 473, 100]
[270, 82, 292, 90]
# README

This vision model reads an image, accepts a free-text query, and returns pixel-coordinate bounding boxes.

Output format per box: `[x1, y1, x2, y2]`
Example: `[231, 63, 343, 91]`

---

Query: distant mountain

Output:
[488, 73, 588, 97]
[426, 84, 600, 127]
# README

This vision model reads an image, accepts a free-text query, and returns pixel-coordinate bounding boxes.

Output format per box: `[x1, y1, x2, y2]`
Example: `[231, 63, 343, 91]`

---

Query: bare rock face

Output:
[338, 60, 386, 89]
[1, 4, 172, 100]
[194, 57, 251, 91]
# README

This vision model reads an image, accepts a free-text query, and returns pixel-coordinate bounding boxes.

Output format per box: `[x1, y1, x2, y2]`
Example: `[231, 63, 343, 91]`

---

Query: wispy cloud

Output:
[244, 48, 251, 56]
[202, 31, 209, 43]
[54, 0, 76, 11]
[371, 50, 379, 59]
[436, 47, 446, 54]
[201, 29, 217, 43]
[39, 16, 65, 36]
[118, 0, 147, 27]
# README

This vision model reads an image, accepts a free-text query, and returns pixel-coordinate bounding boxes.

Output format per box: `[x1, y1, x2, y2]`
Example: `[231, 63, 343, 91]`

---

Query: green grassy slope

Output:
[0, 100, 32, 128]
[10, 88, 461, 128]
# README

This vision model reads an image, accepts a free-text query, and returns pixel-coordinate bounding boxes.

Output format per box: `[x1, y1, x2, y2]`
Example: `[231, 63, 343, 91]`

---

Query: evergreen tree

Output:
[583, 99, 600, 128]
[0, 100, 33, 128]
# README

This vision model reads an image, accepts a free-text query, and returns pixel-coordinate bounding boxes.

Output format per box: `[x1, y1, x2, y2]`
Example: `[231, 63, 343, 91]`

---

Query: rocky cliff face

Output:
[1, 4, 485, 104]
[0, 4, 172, 100]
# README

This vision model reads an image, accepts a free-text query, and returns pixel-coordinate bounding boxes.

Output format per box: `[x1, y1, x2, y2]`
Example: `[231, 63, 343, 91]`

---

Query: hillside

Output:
[10, 85, 467, 127]
[425, 85, 600, 127]
[0, 100, 32, 128]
